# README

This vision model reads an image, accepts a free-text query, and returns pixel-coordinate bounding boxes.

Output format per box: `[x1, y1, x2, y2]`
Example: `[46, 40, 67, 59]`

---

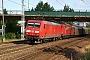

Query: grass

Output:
[78, 48, 90, 60]
[0, 36, 21, 42]
[0, 35, 2, 42]
[0, 39, 21, 42]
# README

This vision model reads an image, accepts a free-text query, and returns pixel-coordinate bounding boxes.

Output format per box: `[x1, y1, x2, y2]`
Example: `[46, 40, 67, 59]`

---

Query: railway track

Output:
[19, 37, 89, 60]
[27, 39, 86, 60]
[0, 37, 90, 60]
[48, 37, 89, 60]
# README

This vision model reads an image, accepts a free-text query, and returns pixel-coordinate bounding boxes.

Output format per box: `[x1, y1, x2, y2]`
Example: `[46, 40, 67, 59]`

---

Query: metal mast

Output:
[28, 0, 29, 10]
[2, 0, 5, 42]
[21, 0, 25, 40]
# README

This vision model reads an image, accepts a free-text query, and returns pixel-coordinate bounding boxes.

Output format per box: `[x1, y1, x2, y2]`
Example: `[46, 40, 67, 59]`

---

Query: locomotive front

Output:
[25, 20, 41, 43]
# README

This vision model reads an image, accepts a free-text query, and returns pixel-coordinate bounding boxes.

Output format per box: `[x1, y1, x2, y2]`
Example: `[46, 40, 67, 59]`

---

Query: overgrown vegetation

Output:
[78, 48, 90, 60]
[0, 9, 21, 40]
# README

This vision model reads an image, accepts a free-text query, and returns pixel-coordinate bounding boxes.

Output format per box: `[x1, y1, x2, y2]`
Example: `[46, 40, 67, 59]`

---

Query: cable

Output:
[81, 0, 90, 7]
[61, 0, 66, 4]
[24, 0, 34, 6]
[8, 0, 22, 6]
[56, 0, 64, 6]
[24, 0, 35, 10]
[86, 0, 90, 4]
[56, 0, 72, 8]
[8, 0, 28, 9]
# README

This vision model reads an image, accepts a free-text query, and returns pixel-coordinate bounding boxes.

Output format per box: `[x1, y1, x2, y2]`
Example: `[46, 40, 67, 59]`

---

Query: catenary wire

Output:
[8, 0, 28, 9]
[81, 0, 90, 7]
[56, 0, 64, 6]
[24, 0, 35, 6]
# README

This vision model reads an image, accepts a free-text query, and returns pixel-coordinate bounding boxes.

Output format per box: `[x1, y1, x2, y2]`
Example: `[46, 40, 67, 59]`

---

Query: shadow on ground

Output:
[12, 40, 30, 44]
[42, 45, 84, 60]
[12, 40, 41, 45]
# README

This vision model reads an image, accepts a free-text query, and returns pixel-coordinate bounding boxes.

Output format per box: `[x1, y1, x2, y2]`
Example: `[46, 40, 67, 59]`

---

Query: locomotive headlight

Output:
[35, 31, 39, 33]
[26, 30, 31, 32]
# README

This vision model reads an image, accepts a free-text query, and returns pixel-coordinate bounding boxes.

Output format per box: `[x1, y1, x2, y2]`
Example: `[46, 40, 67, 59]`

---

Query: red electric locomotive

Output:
[58, 23, 74, 39]
[25, 20, 90, 43]
[65, 24, 75, 38]
[25, 20, 62, 43]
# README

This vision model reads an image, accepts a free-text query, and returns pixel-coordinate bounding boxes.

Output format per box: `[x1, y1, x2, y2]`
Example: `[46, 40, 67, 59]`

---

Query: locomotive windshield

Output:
[28, 22, 34, 27]
[34, 23, 40, 28]
[28, 22, 40, 28]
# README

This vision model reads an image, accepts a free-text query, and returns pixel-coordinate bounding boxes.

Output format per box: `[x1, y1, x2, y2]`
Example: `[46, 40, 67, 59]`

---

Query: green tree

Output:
[5, 20, 20, 33]
[3, 8, 21, 39]
[35, 1, 54, 12]
[0, 20, 2, 29]
[69, 8, 74, 12]
[65, 21, 74, 25]
[35, 1, 44, 11]
[4, 8, 8, 14]
[42, 2, 54, 11]
[63, 4, 74, 12]
[31, 7, 35, 11]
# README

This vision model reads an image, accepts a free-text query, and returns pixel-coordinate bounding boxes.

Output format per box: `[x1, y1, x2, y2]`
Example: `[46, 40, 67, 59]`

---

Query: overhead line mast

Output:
[28, 0, 29, 10]
[21, 0, 25, 40]
[2, 0, 5, 42]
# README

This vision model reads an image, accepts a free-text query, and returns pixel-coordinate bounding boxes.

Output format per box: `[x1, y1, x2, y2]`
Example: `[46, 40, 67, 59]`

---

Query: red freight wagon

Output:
[25, 20, 62, 43]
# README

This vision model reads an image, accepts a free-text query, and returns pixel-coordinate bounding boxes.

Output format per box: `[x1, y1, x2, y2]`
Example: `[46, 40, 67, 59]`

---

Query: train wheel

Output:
[53, 38, 56, 41]
[60, 36, 63, 40]
[29, 38, 35, 44]
[59, 37, 61, 40]
[31, 40, 35, 43]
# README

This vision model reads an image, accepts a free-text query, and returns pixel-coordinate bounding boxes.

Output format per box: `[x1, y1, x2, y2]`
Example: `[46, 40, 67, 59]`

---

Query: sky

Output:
[0, 0, 90, 12]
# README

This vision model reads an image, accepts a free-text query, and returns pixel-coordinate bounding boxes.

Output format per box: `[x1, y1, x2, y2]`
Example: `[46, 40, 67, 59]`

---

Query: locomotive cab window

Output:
[34, 23, 40, 28]
[28, 22, 34, 27]
[28, 22, 40, 28]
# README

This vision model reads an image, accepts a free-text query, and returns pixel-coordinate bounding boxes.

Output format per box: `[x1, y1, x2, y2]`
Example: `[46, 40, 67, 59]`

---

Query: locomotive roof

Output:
[28, 20, 60, 25]
[46, 21, 60, 25]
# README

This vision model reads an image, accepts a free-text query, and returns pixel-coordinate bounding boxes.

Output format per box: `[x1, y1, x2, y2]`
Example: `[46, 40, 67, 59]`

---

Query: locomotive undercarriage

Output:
[25, 36, 39, 43]
[25, 35, 63, 43]
[25, 34, 80, 44]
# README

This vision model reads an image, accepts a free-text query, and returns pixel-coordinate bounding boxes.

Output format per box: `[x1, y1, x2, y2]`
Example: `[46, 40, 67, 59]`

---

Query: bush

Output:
[16, 34, 21, 39]
[5, 33, 16, 39]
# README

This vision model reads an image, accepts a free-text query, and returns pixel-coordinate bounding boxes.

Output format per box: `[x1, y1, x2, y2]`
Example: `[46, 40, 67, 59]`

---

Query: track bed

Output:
[0, 36, 90, 60]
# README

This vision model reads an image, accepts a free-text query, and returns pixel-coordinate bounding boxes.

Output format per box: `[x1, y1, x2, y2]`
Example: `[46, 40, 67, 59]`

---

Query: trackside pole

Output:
[2, 0, 5, 42]
[21, 0, 25, 40]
